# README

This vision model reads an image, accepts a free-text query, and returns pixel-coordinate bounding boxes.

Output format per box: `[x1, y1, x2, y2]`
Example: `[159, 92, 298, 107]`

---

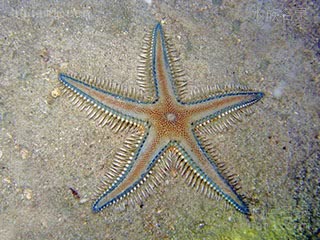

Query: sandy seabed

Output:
[0, 1, 319, 239]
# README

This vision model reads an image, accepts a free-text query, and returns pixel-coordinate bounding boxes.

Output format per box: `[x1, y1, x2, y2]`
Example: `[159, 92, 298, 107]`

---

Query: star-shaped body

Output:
[59, 23, 264, 215]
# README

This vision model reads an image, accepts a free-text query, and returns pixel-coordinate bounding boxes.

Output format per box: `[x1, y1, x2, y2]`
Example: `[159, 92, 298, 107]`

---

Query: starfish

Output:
[58, 22, 264, 215]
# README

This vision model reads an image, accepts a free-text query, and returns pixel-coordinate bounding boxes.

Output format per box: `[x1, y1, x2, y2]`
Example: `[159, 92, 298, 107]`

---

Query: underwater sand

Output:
[0, 1, 319, 239]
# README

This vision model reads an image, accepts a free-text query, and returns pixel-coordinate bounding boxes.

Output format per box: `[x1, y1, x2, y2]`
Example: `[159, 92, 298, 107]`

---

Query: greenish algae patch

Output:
[169, 209, 297, 240]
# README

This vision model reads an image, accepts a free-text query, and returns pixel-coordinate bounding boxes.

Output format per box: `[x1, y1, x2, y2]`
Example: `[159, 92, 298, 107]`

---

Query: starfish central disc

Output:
[166, 112, 177, 122]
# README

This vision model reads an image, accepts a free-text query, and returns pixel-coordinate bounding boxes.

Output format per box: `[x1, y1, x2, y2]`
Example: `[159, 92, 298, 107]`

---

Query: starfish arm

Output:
[187, 90, 264, 131]
[138, 23, 188, 105]
[58, 73, 154, 125]
[92, 129, 170, 212]
[176, 134, 250, 214]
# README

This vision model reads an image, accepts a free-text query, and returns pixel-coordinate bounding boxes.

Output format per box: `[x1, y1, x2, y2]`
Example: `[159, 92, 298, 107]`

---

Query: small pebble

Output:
[198, 221, 206, 229]
[24, 188, 33, 200]
[51, 87, 62, 98]
[39, 48, 50, 62]
[79, 198, 89, 204]
[3, 177, 11, 184]
[20, 148, 30, 159]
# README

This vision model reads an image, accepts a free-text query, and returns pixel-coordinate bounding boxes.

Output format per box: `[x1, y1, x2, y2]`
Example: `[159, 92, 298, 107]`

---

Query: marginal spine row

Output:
[136, 32, 157, 102]
[187, 84, 252, 103]
[164, 34, 188, 102]
[65, 72, 146, 102]
[194, 106, 253, 136]
[172, 143, 248, 214]
[61, 83, 143, 133]
[196, 134, 242, 193]
[95, 144, 174, 209]
[172, 145, 226, 202]
[94, 127, 146, 200]
[126, 151, 172, 207]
